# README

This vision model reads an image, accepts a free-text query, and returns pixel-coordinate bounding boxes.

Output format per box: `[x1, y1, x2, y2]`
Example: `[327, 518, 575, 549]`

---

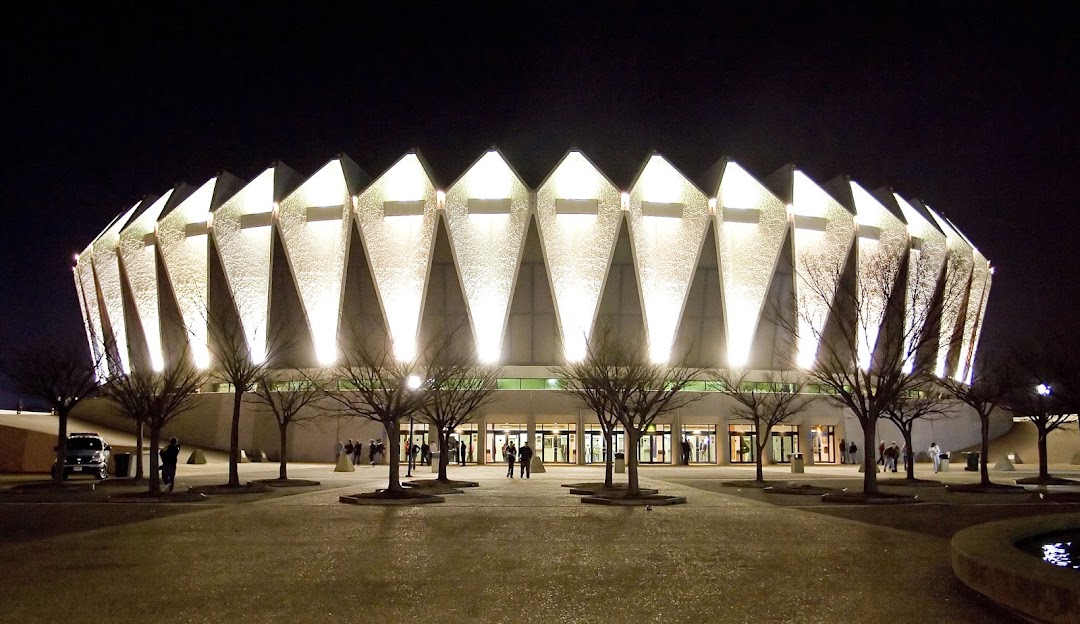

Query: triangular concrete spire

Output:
[211, 163, 302, 364]
[714, 160, 789, 368]
[535, 150, 623, 361]
[92, 198, 151, 374]
[158, 173, 244, 368]
[626, 153, 711, 363]
[923, 203, 974, 379]
[277, 156, 369, 364]
[354, 152, 438, 361]
[443, 149, 531, 363]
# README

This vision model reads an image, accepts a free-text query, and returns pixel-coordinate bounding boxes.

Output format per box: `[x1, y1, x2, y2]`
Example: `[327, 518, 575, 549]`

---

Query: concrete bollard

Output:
[531, 456, 546, 474]
[1007, 452, 1024, 464]
[239, 450, 250, 463]
[994, 457, 1016, 471]
[335, 452, 356, 472]
[186, 449, 207, 464]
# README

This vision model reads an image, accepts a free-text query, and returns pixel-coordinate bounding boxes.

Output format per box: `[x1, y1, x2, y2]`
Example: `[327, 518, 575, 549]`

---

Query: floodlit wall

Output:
[118, 190, 174, 371]
[535, 151, 623, 362]
[354, 153, 438, 362]
[627, 154, 710, 363]
[75, 150, 990, 382]
[850, 181, 907, 370]
[443, 150, 531, 364]
[211, 168, 278, 364]
[715, 161, 789, 368]
[789, 170, 855, 368]
[158, 178, 217, 368]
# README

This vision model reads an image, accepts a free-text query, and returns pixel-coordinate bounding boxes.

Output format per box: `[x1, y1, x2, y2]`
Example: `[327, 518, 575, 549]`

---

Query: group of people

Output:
[501, 440, 534, 478]
[339, 439, 388, 466]
[839, 438, 947, 472]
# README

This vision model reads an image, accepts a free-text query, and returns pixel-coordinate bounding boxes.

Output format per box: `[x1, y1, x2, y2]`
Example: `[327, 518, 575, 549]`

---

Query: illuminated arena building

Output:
[73, 150, 995, 466]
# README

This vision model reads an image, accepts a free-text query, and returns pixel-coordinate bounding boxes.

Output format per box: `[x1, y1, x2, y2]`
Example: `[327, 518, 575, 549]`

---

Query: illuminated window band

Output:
[76, 149, 990, 381]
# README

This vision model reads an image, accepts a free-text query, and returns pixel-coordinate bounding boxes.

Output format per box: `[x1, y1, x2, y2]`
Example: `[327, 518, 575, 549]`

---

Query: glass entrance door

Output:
[399, 424, 429, 463]
[770, 425, 799, 463]
[728, 425, 757, 464]
[487, 424, 528, 464]
[637, 425, 671, 464]
[682, 426, 717, 464]
[809, 425, 835, 463]
[584, 425, 623, 464]
[448, 425, 480, 464]
[535, 423, 575, 464]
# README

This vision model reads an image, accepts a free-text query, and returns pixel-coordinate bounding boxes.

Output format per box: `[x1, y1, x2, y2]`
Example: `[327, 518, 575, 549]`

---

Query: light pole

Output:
[406, 375, 421, 478]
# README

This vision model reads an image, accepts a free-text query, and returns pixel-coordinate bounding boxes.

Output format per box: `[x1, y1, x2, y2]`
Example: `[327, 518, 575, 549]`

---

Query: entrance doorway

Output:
[637, 424, 671, 464]
[681, 425, 717, 464]
[398, 424, 429, 464]
[770, 425, 799, 463]
[728, 424, 757, 464]
[535, 423, 575, 464]
[487, 423, 528, 464]
[584, 424, 623, 464]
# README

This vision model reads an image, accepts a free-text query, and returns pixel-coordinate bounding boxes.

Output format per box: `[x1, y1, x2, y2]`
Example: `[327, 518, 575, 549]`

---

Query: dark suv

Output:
[58, 433, 111, 479]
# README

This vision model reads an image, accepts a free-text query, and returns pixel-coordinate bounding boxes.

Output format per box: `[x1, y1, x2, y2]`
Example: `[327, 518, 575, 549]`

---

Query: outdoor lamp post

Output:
[1036, 383, 1051, 396]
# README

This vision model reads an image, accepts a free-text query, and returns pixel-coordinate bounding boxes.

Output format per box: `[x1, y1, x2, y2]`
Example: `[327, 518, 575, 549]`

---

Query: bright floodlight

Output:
[1036, 383, 1051, 396]
[407, 375, 422, 390]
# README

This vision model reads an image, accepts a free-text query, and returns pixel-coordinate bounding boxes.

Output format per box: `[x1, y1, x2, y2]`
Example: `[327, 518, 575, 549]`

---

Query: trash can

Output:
[790, 452, 805, 474]
[963, 451, 980, 472]
[939, 453, 950, 472]
[430, 451, 440, 473]
[113, 453, 132, 478]
[614, 452, 625, 474]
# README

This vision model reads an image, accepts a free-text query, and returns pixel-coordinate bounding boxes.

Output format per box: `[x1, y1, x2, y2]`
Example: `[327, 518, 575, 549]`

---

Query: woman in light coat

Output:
[929, 442, 942, 473]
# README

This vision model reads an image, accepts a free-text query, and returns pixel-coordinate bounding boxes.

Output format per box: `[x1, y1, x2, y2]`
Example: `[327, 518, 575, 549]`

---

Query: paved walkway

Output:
[3, 462, 1060, 623]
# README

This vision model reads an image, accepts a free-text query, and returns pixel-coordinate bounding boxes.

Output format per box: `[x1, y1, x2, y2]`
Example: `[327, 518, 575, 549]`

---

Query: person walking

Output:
[839, 439, 847, 464]
[421, 442, 431, 466]
[353, 440, 362, 465]
[368, 439, 377, 465]
[518, 442, 534, 478]
[888, 442, 900, 472]
[929, 442, 942, 473]
[159, 437, 181, 493]
[506, 441, 517, 478]
[681, 438, 692, 465]
[877, 440, 886, 467]
[459, 440, 467, 466]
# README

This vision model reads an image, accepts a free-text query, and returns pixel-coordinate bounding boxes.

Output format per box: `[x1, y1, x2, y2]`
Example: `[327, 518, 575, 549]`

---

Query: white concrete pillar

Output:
[576, 409, 586, 465]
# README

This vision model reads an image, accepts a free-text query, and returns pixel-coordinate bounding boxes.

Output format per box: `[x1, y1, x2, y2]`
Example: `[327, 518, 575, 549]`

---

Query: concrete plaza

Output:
[3, 461, 1078, 623]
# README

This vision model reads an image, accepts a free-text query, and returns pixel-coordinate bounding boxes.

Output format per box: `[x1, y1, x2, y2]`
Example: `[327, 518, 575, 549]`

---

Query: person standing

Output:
[681, 438, 692, 465]
[160, 437, 181, 493]
[506, 441, 517, 478]
[368, 439, 377, 465]
[839, 439, 847, 464]
[353, 440, 363, 466]
[877, 440, 886, 467]
[848, 441, 858, 464]
[518, 442, 534, 478]
[344, 439, 354, 464]
[459, 440, 467, 466]
[888, 442, 900, 472]
[929, 442, 942, 473]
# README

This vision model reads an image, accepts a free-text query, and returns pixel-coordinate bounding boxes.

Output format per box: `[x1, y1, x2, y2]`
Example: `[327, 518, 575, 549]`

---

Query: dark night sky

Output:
[1, 2, 1076, 391]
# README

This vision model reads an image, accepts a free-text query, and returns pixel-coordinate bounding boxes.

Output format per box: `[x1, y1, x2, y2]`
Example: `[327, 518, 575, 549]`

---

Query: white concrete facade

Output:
[72, 149, 994, 464]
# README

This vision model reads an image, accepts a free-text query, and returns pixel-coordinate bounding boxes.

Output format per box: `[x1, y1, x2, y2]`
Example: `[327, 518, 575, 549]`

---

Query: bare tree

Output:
[0, 338, 105, 483]
[880, 380, 952, 481]
[936, 352, 1016, 487]
[555, 354, 621, 489]
[557, 325, 703, 497]
[714, 370, 813, 483]
[1005, 344, 1078, 484]
[417, 335, 500, 483]
[249, 369, 327, 481]
[100, 355, 207, 494]
[778, 247, 965, 494]
[325, 330, 427, 494]
[204, 306, 288, 488]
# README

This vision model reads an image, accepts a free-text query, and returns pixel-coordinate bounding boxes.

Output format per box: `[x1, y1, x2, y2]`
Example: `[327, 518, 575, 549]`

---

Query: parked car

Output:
[55, 433, 111, 479]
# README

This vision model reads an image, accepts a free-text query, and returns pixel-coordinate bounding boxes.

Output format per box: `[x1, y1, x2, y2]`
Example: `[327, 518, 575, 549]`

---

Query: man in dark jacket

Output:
[518, 442, 534, 479]
[160, 437, 181, 492]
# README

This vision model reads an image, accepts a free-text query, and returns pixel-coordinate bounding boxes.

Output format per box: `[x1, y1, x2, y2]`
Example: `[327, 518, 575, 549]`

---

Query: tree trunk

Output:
[603, 427, 613, 488]
[1037, 427, 1049, 482]
[54, 408, 69, 483]
[385, 419, 403, 492]
[438, 428, 450, 482]
[625, 427, 640, 497]
[135, 420, 145, 479]
[862, 419, 879, 494]
[979, 412, 991, 486]
[754, 418, 766, 483]
[278, 423, 289, 480]
[901, 425, 915, 481]
[228, 388, 243, 487]
[148, 424, 161, 495]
